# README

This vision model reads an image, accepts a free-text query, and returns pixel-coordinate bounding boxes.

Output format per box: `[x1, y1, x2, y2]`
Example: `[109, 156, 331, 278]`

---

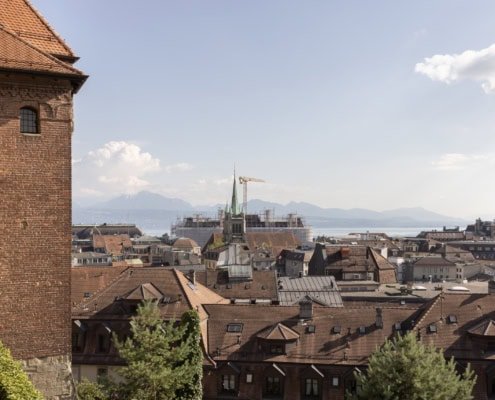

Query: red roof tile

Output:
[0, 0, 75, 59]
[0, 26, 83, 77]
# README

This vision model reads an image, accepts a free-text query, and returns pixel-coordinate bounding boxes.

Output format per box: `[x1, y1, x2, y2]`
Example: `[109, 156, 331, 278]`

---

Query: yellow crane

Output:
[238, 176, 265, 215]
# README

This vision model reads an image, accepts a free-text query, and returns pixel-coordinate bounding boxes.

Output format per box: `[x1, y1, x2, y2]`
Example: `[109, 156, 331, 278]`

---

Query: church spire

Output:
[230, 169, 240, 215]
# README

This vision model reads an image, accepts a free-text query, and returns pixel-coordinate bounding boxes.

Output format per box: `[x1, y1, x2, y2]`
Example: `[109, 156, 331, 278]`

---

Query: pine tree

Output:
[348, 332, 476, 400]
[112, 300, 202, 400]
[175, 310, 203, 400]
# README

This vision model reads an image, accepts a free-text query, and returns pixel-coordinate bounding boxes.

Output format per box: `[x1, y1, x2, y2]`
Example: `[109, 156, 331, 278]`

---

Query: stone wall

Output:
[21, 354, 74, 400]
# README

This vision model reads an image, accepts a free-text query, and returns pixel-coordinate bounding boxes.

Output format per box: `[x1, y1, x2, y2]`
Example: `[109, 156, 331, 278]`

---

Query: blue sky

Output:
[34, 1, 495, 218]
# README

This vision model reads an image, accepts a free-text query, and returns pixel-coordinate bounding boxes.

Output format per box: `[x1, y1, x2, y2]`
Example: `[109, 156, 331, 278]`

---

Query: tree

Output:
[76, 378, 108, 400]
[175, 310, 203, 400]
[0, 340, 43, 400]
[348, 332, 476, 400]
[112, 300, 202, 400]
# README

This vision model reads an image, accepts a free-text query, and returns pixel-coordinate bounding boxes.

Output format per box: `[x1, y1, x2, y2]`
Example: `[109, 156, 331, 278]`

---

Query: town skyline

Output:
[33, 0, 495, 218]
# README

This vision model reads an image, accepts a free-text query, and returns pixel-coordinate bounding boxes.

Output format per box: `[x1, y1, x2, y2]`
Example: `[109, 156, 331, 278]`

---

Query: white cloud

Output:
[432, 153, 489, 171]
[415, 43, 495, 93]
[87, 141, 160, 172]
[164, 162, 193, 173]
[74, 141, 193, 200]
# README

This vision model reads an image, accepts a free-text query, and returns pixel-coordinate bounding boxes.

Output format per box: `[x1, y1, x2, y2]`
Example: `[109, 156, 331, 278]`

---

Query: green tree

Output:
[175, 310, 203, 400]
[76, 378, 108, 400]
[348, 332, 476, 400]
[0, 340, 43, 400]
[112, 300, 202, 400]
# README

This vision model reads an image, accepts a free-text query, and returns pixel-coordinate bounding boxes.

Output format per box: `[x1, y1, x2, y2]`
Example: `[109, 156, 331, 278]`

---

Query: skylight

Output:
[227, 323, 243, 333]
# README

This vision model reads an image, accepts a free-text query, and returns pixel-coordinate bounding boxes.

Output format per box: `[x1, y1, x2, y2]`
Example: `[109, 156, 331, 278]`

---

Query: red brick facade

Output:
[0, 74, 74, 359]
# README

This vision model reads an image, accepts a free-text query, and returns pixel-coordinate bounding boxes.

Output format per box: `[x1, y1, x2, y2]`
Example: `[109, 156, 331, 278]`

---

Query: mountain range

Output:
[73, 191, 469, 233]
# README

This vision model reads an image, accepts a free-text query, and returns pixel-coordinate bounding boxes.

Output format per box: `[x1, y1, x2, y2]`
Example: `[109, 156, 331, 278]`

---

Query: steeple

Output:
[230, 169, 240, 216]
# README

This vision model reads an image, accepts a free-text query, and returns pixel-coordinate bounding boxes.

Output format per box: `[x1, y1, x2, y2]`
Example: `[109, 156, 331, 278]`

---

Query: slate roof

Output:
[277, 276, 343, 307]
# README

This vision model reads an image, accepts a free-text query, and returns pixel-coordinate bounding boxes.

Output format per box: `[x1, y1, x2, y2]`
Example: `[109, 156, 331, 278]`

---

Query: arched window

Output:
[20, 107, 38, 134]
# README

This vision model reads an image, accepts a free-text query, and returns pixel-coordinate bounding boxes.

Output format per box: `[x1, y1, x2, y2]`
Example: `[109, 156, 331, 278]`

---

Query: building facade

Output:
[0, 1, 86, 398]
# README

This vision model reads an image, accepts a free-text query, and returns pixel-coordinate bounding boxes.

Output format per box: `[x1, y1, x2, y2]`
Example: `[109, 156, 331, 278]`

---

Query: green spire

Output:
[230, 170, 240, 215]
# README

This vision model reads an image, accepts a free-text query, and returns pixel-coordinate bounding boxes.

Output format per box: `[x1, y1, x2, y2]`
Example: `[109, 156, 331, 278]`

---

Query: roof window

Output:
[332, 325, 342, 334]
[447, 315, 457, 324]
[358, 326, 366, 334]
[394, 322, 402, 331]
[428, 323, 437, 333]
[306, 325, 316, 333]
[226, 323, 243, 333]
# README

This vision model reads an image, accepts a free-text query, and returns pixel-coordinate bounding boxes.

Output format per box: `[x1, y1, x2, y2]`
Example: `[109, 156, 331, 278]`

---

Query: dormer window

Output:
[270, 344, 285, 354]
[20, 107, 38, 134]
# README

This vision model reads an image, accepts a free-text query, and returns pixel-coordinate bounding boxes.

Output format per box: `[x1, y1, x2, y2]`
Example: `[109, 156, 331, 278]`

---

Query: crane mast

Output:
[238, 176, 265, 215]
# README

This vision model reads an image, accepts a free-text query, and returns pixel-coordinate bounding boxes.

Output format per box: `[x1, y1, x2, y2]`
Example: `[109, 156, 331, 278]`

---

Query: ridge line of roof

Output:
[23, 0, 75, 57]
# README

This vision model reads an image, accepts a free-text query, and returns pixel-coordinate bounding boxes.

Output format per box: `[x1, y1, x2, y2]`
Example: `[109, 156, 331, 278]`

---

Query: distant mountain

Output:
[74, 191, 469, 233]
[92, 191, 194, 210]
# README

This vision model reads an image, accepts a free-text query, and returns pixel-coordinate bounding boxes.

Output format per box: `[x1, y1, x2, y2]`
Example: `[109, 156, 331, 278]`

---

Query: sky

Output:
[33, 0, 495, 218]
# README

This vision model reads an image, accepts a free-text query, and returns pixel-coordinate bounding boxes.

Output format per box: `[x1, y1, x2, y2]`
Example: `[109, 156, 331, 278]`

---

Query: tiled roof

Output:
[73, 268, 227, 320]
[71, 266, 128, 306]
[414, 293, 495, 359]
[0, 0, 75, 59]
[0, 26, 83, 76]
[124, 282, 164, 301]
[369, 249, 397, 284]
[204, 304, 420, 365]
[413, 256, 456, 267]
[93, 234, 132, 255]
[257, 323, 300, 341]
[245, 232, 300, 257]
[196, 269, 278, 301]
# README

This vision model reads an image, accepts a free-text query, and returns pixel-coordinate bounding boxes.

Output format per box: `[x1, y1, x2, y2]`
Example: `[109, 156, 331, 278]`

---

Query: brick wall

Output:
[0, 73, 73, 361]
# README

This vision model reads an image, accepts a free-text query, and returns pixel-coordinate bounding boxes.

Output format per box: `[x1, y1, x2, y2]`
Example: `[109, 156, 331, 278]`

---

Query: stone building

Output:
[0, 1, 86, 398]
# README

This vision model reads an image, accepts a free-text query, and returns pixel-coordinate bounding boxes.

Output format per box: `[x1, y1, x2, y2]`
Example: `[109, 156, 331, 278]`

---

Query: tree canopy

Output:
[77, 300, 204, 400]
[349, 332, 476, 400]
[0, 340, 43, 400]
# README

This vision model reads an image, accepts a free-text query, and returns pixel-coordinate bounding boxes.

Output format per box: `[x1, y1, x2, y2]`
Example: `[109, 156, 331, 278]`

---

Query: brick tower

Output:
[0, 1, 86, 398]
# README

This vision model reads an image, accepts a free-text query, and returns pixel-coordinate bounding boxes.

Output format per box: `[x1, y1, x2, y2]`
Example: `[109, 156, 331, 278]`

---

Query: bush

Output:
[0, 340, 43, 400]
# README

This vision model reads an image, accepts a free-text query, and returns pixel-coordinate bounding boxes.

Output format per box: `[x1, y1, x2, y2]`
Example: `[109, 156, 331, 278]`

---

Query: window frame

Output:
[304, 377, 320, 397]
[265, 375, 282, 396]
[19, 107, 39, 134]
[221, 374, 236, 392]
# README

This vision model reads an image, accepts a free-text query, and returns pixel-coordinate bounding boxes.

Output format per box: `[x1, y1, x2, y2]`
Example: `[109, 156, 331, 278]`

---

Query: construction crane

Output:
[239, 176, 265, 215]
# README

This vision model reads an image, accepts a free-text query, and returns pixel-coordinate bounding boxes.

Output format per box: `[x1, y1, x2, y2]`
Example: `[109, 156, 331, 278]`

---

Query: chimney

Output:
[375, 307, 383, 329]
[299, 298, 313, 320]
[189, 269, 196, 285]
[340, 247, 351, 259]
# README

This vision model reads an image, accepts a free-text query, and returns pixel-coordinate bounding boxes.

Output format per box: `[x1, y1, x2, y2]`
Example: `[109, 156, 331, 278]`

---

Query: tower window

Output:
[20, 107, 39, 134]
